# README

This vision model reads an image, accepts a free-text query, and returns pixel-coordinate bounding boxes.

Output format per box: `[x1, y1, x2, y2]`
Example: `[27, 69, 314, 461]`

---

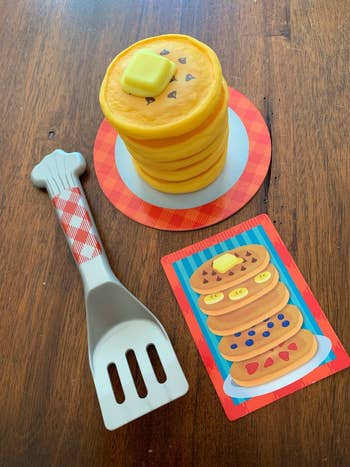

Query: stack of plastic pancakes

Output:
[190, 245, 318, 387]
[99, 34, 229, 193]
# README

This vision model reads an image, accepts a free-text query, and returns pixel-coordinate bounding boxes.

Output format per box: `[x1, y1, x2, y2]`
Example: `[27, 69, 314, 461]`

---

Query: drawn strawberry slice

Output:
[264, 357, 274, 368]
[279, 351, 290, 361]
[245, 362, 259, 375]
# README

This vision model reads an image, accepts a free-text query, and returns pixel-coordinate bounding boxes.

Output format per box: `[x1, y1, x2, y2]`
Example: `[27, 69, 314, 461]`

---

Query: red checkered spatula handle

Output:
[52, 186, 102, 264]
[31, 150, 103, 266]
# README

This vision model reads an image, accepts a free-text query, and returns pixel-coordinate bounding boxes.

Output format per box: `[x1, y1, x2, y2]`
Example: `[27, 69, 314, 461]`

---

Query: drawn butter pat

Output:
[212, 253, 243, 273]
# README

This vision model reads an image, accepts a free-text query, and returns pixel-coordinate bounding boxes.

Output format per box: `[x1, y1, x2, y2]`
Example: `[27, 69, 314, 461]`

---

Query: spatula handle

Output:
[51, 185, 102, 264]
[31, 149, 117, 291]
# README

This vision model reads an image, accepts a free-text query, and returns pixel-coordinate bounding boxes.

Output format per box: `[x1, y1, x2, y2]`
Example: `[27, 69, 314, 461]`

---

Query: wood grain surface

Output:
[0, 1, 349, 466]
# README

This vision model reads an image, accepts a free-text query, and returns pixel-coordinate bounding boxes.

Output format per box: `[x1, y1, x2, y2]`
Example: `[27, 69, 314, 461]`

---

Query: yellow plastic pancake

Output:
[133, 145, 228, 193]
[132, 125, 229, 182]
[125, 119, 229, 171]
[100, 34, 223, 139]
[121, 80, 229, 158]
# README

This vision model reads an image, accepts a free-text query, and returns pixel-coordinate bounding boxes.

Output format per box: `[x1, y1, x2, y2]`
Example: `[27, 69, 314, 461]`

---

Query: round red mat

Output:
[93, 87, 271, 231]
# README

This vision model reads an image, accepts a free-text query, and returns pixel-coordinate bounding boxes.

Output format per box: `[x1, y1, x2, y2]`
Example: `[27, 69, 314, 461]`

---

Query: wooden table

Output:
[1, 1, 349, 465]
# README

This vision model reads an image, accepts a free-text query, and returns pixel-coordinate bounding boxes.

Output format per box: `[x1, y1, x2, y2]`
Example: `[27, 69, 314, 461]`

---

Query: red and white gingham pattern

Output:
[53, 187, 102, 264]
[93, 87, 271, 231]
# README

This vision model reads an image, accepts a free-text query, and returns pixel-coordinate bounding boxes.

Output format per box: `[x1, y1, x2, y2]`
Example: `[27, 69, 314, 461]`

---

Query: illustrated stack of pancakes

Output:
[99, 34, 229, 194]
[190, 245, 318, 387]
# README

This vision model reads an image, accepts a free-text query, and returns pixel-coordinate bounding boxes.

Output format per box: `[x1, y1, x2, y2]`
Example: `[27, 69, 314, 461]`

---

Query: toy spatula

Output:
[31, 149, 188, 430]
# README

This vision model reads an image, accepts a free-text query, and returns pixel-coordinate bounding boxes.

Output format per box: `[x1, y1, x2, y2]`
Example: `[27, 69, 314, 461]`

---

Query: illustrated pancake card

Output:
[161, 214, 350, 420]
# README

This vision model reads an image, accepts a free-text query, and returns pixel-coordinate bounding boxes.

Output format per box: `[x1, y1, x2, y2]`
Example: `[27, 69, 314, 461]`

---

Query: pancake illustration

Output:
[229, 330, 318, 387]
[189, 244, 319, 389]
[207, 282, 290, 335]
[198, 263, 279, 315]
[218, 305, 303, 362]
[190, 245, 270, 294]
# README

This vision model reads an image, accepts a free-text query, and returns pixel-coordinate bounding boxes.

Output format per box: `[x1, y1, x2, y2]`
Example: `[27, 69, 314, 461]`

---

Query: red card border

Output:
[161, 214, 350, 420]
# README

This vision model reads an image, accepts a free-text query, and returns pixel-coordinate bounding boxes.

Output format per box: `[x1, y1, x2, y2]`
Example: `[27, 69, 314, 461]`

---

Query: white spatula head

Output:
[92, 319, 189, 430]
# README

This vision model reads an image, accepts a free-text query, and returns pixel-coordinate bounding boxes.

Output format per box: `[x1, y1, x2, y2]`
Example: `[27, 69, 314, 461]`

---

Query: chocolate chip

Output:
[241, 266, 246, 271]
[216, 276, 222, 281]
[252, 257, 257, 263]
[145, 97, 155, 105]
[185, 73, 195, 81]
[246, 251, 252, 256]
[170, 75, 177, 82]
[228, 271, 234, 276]
[235, 253, 240, 257]
[178, 57, 186, 64]
[160, 49, 170, 55]
[203, 278, 208, 284]
[242, 258, 247, 263]
[211, 270, 217, 275]
[168, 90, 177, 99]
[202, 270, 208, 275]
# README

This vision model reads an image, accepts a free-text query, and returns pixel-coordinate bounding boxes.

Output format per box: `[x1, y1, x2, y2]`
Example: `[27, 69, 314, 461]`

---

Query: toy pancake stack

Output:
[190, 245, 318, 387]
[99, 34, 229, 193]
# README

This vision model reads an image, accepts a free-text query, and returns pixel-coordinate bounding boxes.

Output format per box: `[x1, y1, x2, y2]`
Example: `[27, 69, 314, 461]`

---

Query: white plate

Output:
[223, 335, 332, 398]
[115, 107, 249, 209]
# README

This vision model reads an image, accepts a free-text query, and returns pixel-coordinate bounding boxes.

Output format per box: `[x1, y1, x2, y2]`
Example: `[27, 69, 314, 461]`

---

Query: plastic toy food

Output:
[99, 34, 229, 193]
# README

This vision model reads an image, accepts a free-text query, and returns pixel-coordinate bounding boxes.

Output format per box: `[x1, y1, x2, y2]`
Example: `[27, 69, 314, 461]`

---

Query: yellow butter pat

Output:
[212, 253, 243, 273]
[120, 49, 177, 97]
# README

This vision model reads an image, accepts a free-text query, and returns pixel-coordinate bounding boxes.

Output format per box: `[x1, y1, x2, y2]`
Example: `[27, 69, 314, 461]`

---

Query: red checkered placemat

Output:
[93, 87, 271, 231]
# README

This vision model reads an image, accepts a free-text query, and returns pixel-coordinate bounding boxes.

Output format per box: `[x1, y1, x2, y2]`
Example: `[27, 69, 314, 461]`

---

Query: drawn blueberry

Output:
[230, 343, 238, 350]
[160, 49, 170, 55]
[178, 57, 186, 64]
